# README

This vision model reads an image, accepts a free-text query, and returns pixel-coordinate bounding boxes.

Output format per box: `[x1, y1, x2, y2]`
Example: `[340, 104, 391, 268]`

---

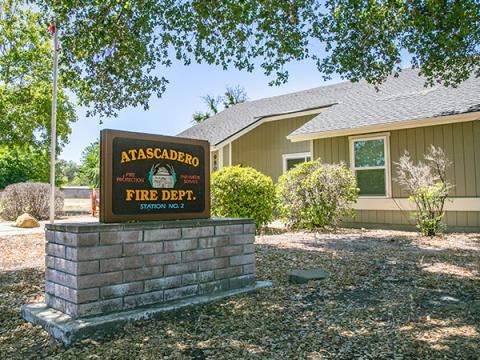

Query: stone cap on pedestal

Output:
[45, 218, 254, 233]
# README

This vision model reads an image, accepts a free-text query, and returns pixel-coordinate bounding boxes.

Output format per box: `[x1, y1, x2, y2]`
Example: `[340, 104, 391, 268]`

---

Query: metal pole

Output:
[50, 22, 58, 224]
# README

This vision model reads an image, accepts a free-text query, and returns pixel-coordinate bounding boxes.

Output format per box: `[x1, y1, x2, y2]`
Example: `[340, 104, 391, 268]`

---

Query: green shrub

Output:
[0, 182, 64, 220]
[276, 160, 359, 229]
[412, 184, 447, 236]
[211, 166, 275, 229]
[396, 146, 451, 236]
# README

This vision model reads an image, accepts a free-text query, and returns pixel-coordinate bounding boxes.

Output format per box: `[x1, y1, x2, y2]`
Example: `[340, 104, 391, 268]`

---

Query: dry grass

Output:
[0, 229, 479, 359]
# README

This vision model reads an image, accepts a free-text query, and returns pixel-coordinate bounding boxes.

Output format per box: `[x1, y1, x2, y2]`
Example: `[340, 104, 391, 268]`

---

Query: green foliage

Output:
[0, 146, 50, 189]
[192, 86, 248, 123]
[2, 0, 476, 133]
[57, 159, 80, 185]
[396, 145, 451, 236]
[78, 140, 100, 188]
[211, 166, 275, 229]
[316, 0, 479, 86]
[277, 160, 359, 229]
[409, 183, 447, 236]
[0, 0, 76, 149]
[0, 182, 63, 220]
[222, 86, 248, 109]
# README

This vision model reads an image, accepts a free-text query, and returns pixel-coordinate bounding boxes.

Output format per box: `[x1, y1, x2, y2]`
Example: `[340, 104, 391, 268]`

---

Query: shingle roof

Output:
[178, 69, 480, 145]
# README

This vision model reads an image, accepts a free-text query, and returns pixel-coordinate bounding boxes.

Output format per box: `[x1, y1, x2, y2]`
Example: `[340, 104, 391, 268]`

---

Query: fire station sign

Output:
[100, 129, 210, 222]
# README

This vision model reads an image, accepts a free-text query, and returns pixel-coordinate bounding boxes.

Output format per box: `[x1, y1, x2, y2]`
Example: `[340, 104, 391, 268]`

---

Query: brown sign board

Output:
[100, 129, 210, 223]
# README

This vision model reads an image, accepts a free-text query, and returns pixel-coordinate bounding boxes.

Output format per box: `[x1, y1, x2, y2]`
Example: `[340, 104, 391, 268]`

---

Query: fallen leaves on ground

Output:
[0, 229, 479, 359]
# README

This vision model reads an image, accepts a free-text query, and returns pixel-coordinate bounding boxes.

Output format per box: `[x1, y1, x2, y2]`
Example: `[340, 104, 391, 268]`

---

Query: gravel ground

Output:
[0, 229, 479, 359]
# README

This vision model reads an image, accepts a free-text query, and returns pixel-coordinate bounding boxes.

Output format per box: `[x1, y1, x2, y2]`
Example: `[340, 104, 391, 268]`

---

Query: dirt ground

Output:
[0, 229, 479, 359]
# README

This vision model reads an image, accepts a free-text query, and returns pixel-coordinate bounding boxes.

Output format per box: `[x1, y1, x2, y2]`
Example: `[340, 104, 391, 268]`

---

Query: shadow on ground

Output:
[1, 231, 479, 359]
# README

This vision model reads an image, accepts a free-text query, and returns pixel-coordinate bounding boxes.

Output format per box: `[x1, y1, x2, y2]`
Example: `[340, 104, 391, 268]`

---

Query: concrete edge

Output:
[342, 222, 480, 233]
[21, 281, 272, 346]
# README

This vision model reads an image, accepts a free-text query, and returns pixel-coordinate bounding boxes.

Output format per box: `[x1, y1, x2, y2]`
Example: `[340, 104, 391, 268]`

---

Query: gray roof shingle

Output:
[178, 69, 480, 145]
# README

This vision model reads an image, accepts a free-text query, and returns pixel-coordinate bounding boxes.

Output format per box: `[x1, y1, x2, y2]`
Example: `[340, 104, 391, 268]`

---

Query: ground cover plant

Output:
[1, 229, 478, 359]
[277, 160, 359, 229]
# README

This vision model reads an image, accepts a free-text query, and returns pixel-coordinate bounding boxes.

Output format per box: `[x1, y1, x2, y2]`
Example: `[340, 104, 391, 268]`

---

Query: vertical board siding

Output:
[463, 122, 476, 197]
[396, 129, 408, 197]
[390, 130, 401, 197]
[443, 124, 456, 197]
[222, 146, 230, 167]
[313, 120, 480, 227]
[474, 121, 480, 197]
[231, 115, 315, 181]
[452, 123, 466, 196]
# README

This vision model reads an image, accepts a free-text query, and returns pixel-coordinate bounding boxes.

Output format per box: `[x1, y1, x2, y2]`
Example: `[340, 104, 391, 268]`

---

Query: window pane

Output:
[356, 169, 386, 196]
[286, 158, 306, 171]
[354, 139, 385, 167]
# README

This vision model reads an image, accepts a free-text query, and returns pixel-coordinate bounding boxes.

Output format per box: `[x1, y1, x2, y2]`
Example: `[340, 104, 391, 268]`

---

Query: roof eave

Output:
[287, 111, 480, 142]
[211, 105, 333, 149]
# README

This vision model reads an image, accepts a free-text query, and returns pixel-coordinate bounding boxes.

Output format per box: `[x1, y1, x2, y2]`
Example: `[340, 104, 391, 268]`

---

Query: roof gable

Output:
[178, 69, 480, 145]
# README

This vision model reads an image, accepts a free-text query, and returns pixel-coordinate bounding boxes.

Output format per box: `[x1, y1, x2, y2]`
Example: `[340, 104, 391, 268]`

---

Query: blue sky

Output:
[60, 57, 344, 163]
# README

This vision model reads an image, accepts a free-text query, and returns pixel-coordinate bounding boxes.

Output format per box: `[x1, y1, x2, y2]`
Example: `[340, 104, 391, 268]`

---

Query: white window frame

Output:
[349, 133, 391, 198]
[210, 151, 219, 173]
[282, 152, 312, 173]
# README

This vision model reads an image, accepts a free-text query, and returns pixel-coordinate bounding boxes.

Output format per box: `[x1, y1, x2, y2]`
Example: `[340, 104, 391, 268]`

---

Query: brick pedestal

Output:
[43, 218, 256, 318]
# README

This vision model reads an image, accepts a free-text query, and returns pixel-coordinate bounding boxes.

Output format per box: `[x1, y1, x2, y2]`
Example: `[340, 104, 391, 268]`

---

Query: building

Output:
[179, 69, 480, 230]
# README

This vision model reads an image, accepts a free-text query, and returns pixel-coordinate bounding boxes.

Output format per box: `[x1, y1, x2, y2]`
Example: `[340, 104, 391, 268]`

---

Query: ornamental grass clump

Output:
[396, 145, 452, 236]
[276, 160, 359, 229]
[211, 166, 275, 229]
[0, 182, 64, 220]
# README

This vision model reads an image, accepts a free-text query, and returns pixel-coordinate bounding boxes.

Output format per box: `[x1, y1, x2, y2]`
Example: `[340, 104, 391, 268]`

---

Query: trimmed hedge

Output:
[211, 166, 275, 229]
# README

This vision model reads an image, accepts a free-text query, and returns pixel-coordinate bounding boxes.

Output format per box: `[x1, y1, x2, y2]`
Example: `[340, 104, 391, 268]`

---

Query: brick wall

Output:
[44, 219, 256, 318]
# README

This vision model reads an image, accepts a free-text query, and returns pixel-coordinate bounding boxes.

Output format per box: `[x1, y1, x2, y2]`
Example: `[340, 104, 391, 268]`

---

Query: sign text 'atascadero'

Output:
[100, 130, 210, 223]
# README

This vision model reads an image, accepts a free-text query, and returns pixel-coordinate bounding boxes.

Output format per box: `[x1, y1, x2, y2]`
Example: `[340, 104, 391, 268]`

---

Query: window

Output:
[350, 134, 390, 197]
[282, 152, 312, 173]
[211, 152, 218, 173]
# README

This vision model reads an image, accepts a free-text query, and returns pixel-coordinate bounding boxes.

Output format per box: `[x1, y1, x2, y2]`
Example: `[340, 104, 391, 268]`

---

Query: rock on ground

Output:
[15, 213, 40, 228]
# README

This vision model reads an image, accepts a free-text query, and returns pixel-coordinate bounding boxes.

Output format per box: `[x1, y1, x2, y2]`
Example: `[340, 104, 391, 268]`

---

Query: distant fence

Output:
[0, 186, 97, 199]
[61, 186, 93, 199]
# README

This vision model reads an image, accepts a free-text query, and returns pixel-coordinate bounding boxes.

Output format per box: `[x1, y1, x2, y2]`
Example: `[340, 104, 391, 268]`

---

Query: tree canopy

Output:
[57, 159, 81, 185]
[0, 146, 50, 188]
[45, 0, 478, 117]
[0, 0, 76, 149]
[2, 0, 478, 140]
[193, 85, 248, 123]
[78, 140, 100, 189]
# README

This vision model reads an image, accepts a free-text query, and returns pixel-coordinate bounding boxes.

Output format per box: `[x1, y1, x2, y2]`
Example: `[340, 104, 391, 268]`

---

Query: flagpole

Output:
[50, 21, 58, 224]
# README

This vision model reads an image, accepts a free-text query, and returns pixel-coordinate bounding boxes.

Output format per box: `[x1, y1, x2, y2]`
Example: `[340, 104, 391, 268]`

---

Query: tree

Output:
[42, 0, 478, 109]
[0, 146, 50, 189]
[223, 85, 248, 109]
[0, 0, 76, 149]
[193, 85, 248, 123]
[57, 160, 80, 185]
[78, 140, 100, 188]
[5, 0, 477, 139]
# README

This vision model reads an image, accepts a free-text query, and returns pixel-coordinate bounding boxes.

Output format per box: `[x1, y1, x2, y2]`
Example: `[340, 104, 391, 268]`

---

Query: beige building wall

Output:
[312, 120, 480, 229]
[222, 145, 230, 167]
[231, 115, 315, 181]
